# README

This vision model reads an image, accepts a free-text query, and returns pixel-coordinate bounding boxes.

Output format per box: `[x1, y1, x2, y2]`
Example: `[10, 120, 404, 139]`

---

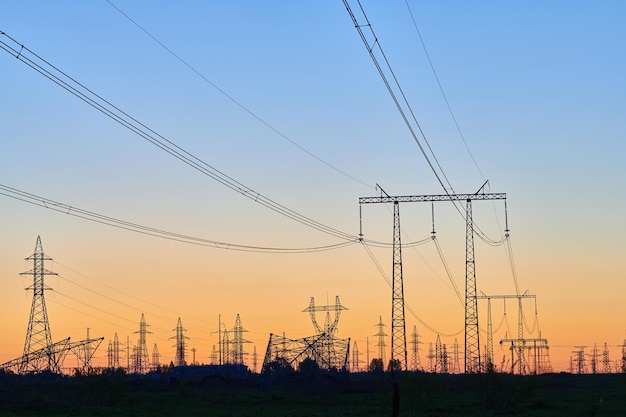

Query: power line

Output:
[360, 240, 462, 337]
[105, 0, 374, 190]
[0, 183, 358, 253]
[342, 4, 508, 247]
[343, 0, 456, 196]
[0, 31, 356, 242]
[403, 0, 486, 180]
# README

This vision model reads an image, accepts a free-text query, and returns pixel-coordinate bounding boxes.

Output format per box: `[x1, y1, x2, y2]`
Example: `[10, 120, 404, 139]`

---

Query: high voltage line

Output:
[0, 30, 356, 243]
[104, 0, 375, 191]
[342, 1, 508, 249]
[403, 0, 486, 181]
[0, 183, 357, 253]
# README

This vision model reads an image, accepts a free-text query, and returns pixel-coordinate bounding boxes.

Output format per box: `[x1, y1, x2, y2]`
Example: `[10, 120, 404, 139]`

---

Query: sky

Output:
[0, 1, 624, 373]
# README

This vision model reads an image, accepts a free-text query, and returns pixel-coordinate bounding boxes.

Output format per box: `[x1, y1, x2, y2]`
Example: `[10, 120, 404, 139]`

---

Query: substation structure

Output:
[0, 236, 103, 374]
[262, 296, 350, 372]
[478, 291, 552, 374]
[359, 185, 506, 373]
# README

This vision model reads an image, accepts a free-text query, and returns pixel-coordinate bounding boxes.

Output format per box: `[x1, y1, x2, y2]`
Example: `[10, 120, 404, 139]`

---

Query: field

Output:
[0, 369, 624, 416]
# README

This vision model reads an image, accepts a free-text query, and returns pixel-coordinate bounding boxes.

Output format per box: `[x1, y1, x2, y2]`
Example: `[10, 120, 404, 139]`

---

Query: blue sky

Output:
[1, 1, 625, 371]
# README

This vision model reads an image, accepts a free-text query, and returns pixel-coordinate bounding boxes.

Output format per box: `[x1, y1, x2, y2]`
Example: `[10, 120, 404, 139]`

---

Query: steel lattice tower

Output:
[352, 341, 361, 372]
[112, 333, 121, 368]
[170, 317, 188, 367]
[210, 345, 217, 365]
[151, 343, 160, 370]
[106, 333, 121, 369]
[374, 315, 387, 366]
[19, 236, 58, 373]
[390, 201, 408, 370]
[464, 199, 481, 373]
[360, 186, 506, 373]
[452, 338, 461, 374]
[132, 314, 151, 373]
[232, 314, 251, 365]
[409, 325, 422, 371]
[602, 342, 611, 374]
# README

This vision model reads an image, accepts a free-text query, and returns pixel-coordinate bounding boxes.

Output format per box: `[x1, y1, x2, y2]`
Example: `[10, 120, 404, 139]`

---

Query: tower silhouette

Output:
[20, 236, 58, 373]
[132, 314, 151, 373]
[170, 317, 188, 367]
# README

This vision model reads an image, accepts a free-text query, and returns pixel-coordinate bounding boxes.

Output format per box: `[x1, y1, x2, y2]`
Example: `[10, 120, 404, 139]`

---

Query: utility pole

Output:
[360, 183, 506, 372]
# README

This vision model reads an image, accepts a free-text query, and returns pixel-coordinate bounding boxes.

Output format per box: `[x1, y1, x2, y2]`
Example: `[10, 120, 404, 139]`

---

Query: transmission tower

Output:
[374, 315, 387, 367]
[360, 185, 506, 372]
[590, 343, 599, 374]
[210, 345, 218, 365]
[232, 314, 251, 365]
[19, 236, 58, 373]
[151, 343, 160, 370]
[409, 325, 422, 371]
[170, 317, 188, 367]
[132, 314, 151, 373]
[602, 342, 611, 374]
[107, 341, 113, 368]
[352, 340, 361, 372]
[427, 342, 434, 372]
[112, 333, 121, 369]
[222, 329, 231, 364]
[252, 345, 258, 372]
[452, 338, 461, 374]
[572, 346, 587, 374]
[106, 333, 120, 369]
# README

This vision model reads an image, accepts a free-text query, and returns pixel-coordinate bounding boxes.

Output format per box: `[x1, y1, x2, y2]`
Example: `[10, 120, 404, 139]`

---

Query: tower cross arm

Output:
[359, 193, 506, 204]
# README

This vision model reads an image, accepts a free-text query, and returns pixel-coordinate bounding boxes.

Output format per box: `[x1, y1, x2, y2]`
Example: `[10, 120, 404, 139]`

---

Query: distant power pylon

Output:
[170, 317, 188, 367]
[19, 235, 58, 373]
[602, 342, 611, 374]
[374, 315, 387, 367]
[210, 345, 218, 365]
[232, 314, 251, 366]
[132, 314, 151, 373]
[452, 338, 461, 374]
[359, 184, 507, 372]
[107, 334, 123, 369]
[152, 343, 160, 370]
[409, 325, 422, 371]
[352, 340, 361, 372]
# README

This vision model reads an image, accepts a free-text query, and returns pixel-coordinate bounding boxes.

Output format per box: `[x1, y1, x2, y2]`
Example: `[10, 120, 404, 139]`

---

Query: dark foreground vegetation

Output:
[0, 368, 625, 417]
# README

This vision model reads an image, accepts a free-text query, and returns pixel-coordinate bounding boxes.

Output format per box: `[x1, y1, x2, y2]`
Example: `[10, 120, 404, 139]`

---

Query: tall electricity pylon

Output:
[133, 314, 151, 373]
[360, 184, 506, 372]
[20, 236, 58, 373]
[170, 317, 188, 367]
[231, 314, 250, 365]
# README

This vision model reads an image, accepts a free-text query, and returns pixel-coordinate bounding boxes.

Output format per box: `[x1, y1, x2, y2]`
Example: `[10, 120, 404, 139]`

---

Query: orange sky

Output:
[1, 2, 625, 374]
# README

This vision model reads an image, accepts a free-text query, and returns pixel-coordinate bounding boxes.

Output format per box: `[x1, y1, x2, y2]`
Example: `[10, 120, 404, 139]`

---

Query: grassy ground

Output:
[0, 369, 624, 416]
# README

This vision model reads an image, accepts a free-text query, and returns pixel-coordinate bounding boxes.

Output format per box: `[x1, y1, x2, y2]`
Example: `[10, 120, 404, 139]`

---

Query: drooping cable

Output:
[0, 183, 358, 253]
[0, 31, 356, 242]
[53, 260, 211, 328]
[360, 240, 463, 337]
[105, 0, 374, 190]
